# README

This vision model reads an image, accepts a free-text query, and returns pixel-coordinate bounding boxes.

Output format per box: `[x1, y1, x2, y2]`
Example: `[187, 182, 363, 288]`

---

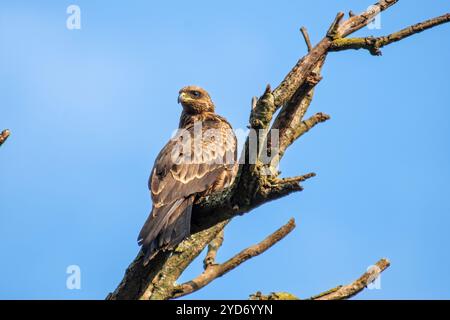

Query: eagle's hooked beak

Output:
[178, 92, 185, 104]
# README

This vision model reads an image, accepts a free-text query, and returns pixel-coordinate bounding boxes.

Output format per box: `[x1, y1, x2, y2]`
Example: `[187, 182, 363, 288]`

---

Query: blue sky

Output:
[0, 1, 449, 300]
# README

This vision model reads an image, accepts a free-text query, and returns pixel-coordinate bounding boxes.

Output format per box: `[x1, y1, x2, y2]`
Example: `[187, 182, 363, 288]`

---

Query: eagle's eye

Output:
[191, 91, 201, 98]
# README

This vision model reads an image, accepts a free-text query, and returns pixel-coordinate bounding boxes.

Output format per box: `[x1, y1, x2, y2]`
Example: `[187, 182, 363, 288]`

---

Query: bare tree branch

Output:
[172, 219, 296, 299]
[338, 0, 399, 37]
[271, 59, 325, 161]
[249, 291, 300, 300]
[311, 258, 391, 300]
[250, 258, 390, 300]
[0, 129, 10, 147]
[272, 0, 398, 107]
[331, 13, 450, 56]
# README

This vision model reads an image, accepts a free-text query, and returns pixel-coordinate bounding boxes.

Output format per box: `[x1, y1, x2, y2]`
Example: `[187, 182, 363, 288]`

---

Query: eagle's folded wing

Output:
[138, 119, 237, 263]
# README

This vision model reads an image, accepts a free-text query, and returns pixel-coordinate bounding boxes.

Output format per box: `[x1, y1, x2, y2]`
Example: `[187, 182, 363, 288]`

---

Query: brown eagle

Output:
[138, 86, 237, 265]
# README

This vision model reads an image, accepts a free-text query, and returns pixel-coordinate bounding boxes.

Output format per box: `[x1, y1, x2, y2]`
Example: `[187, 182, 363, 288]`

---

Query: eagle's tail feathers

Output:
[140, 196, 194, 266]
[165, 196, 194, 248]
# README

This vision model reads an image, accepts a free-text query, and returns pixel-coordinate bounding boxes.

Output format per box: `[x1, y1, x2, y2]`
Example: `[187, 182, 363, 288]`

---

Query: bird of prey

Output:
[138, 86, 237, 265]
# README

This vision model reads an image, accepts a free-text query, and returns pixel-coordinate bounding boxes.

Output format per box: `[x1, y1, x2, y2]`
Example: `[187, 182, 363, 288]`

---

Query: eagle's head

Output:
[178, 86, 215, 114]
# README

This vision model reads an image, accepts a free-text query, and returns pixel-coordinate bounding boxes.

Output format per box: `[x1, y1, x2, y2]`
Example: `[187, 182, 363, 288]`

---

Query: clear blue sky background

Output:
[1, 0, 449, 300]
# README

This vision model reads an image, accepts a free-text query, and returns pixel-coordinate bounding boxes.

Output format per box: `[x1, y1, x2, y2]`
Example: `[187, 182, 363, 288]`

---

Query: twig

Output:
[260, 172, 317, 201]
[249, 84, 275, 130]
[203, 229, 224, 269]
[251, 96, 258, 111]
[327, 12, 345, 39]
[275, 172, 316, 185]
[0, 129, 10, 147]
[298, 112, 330, 136]
[274, 112, 330, 160]
[172, 219, 296, 298]
[300, 27, 313, 52]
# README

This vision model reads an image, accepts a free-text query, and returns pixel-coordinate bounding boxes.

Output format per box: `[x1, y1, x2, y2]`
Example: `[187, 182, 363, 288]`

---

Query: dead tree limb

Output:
[311, 258, 391, 300]
[250, 258, 390, 300]
[172, 219, 296, 299]
[108, 1, 449, 300]
[330, 13, 450, 56]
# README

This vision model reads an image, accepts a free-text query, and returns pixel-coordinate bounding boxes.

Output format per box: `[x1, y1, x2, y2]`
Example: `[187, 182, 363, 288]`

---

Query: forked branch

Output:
[250, 258, 390, 300]
[173, 219, 296, 299]
[330, 13, 450, 56]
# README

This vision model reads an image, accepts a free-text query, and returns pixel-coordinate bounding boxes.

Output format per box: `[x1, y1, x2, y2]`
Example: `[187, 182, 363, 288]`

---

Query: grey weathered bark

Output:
[107, 1, 450, 300]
